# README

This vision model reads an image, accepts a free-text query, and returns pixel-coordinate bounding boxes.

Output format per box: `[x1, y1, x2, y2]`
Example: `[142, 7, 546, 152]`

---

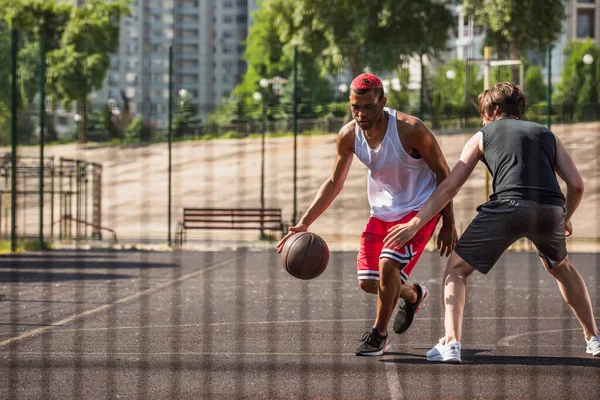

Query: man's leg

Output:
[373, 258, 406, 335]
[425, 252, 475, 363]
[359, 279, 378, 294]
[442, 253, 476, 343]
[542, 256, 599, 341]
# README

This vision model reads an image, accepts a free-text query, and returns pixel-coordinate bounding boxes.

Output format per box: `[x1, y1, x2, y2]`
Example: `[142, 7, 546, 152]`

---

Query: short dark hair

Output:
[478, 82, 527, 119]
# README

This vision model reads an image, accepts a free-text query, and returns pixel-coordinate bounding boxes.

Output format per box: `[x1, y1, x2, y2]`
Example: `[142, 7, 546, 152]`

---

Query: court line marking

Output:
[385, 346, 405, 400]
[0, 256, 240, 349]
[0, 316, 590, 337]
[498, 328, 583, 347]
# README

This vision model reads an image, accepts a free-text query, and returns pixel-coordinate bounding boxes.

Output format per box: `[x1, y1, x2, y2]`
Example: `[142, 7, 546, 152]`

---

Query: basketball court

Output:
[1, 248, 598, 399]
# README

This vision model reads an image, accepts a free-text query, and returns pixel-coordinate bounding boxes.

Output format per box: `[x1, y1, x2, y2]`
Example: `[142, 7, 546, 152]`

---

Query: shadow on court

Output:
[0, 271, 135, 283]
[382, 351, 600, 368]
[0, 260, 176, 270]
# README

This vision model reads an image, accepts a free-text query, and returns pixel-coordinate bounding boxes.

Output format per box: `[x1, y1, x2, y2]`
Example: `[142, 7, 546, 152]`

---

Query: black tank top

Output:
[480, 118, 565, 206]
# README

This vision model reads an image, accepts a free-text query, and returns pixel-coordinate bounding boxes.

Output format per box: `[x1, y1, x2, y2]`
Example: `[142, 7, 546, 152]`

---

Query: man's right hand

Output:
[276, 224, 308, 253]
[564, 219, 573, 237]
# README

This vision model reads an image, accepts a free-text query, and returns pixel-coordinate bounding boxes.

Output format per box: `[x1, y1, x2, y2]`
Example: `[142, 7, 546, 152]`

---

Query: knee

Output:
[359, 279, 378, 294]
[445, 253, 475, 279]
[547, 257, 572, 277]
[379, 258, 400, 278]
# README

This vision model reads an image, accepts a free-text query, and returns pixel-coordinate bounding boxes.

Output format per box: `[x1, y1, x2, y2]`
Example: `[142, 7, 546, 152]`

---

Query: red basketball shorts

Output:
[357, 211, 441, 283]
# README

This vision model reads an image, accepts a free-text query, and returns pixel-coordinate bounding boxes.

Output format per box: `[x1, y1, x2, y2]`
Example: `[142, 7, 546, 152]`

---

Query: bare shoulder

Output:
[394, 111, 431, 148]
[336, 120, 356, 154]
[395, 111, 428, 135]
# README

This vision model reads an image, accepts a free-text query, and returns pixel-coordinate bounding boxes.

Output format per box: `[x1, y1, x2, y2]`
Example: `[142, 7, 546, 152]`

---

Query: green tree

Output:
[124, 115, 143, 143]
[46, 0, 130, 143]
[555, 39, 599, 121]
[0, 0, 71, 142]
[173, 92, 200, 138]
[428, 59, 483, 128]
[279, 0, 456, 78]
[232, 0, 455, 124]
[524, 65, 547, 106]
[231, 1, 333, 122]
[465, 0, 566, 81]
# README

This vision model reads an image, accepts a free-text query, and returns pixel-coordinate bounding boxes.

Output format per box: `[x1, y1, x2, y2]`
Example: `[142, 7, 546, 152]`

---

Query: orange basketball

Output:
[280, 232, 329, 280]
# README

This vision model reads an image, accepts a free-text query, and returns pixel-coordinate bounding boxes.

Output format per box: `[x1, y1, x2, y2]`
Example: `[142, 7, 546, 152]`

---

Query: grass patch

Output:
[0, 239, 53, 254]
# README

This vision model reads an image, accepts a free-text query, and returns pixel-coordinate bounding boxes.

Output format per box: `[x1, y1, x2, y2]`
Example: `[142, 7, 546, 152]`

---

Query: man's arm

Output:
[277, 125, 354, 252]
[554, 137, 584, 235]
[406, 119, 454, 226]
[384, 132, 483, 249]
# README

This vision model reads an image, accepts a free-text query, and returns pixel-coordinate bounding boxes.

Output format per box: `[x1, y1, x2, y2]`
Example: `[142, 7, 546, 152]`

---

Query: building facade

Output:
[88, 0, 258, 127]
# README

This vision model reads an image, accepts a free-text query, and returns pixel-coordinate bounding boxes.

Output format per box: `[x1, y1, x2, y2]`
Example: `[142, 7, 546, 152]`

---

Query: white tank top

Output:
[354, 108, 437, 222]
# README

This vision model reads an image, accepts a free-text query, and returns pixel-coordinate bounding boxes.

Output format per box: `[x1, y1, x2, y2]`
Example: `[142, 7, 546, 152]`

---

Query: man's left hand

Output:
[437, 222, 457, 257]
[384, 220, 418, 249]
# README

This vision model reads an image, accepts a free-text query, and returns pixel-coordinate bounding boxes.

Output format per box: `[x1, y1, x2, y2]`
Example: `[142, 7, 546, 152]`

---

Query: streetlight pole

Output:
[255, 76, 287, 235]
[253, 90, 266, 238]
[293, 46, 298, 225]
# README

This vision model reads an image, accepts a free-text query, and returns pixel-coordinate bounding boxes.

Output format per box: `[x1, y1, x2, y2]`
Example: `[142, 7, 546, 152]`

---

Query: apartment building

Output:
[89, 0, 257, 126]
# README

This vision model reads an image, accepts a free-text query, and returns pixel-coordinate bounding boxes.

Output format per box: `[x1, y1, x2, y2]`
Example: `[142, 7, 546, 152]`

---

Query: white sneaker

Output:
[426, 338, 462, 363]
[586, 335, 600, 357]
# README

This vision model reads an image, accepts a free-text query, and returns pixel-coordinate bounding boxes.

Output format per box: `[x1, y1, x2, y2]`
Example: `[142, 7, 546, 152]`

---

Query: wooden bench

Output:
[175, 208, 287, 246]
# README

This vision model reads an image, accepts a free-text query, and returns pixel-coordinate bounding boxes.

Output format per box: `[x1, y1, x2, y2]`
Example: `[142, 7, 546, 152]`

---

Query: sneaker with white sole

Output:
[355, 328, 390, 356]
[393, 283, 429, 334]
[586, 335, 600, 357]
[426, 338, 462, 363]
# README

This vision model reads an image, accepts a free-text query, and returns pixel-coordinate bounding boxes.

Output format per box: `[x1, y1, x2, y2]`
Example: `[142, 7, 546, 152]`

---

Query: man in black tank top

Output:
[383, 82, 600, 362]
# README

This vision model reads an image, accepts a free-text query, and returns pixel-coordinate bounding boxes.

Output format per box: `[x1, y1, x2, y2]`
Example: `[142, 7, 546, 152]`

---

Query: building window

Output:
[236, 15, 248, 24]
[577, 9, 595, 38]
[109, 89, 121, 100]
[224, 0, 233, 7]
[577, 0, 595, 4]
[108, 72, 120, 85]
[223, 30, 233, 39]
[237, 0, 248, 6]
[223, 15, 233, 23]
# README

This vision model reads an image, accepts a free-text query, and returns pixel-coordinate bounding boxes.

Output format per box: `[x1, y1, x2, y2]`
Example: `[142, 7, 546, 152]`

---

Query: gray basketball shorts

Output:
[454, 199, 567, 274]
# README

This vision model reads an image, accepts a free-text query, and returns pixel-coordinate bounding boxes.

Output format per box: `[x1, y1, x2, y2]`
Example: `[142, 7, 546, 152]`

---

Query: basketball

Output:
[280, 232, 329, 280]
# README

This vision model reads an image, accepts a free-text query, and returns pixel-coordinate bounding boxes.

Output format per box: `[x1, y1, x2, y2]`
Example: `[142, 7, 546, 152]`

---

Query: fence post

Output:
[39, 39, 46, 247]
[168, 45, 173, 247]
[11, 29, 18, 252]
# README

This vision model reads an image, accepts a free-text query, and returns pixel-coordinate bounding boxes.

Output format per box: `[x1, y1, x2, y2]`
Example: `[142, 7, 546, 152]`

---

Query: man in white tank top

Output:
[277, 73, 457, 356]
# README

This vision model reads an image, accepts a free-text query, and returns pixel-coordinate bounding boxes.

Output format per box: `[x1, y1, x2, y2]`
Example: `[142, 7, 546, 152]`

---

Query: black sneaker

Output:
[355, 328, 390, 356]
[393, 283, 429, 334]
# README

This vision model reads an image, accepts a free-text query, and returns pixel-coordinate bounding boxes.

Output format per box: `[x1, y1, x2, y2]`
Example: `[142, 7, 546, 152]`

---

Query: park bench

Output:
[175, 207, 288, 246]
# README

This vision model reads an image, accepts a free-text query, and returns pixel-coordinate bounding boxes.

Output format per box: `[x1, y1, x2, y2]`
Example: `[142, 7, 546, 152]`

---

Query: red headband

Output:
[350, 73, 383, 90]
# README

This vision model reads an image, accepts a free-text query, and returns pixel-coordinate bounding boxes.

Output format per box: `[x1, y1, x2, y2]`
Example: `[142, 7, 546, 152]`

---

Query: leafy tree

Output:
[174, 91, 200, 137]
[124, 115, 143, 143]
[555, 39, 599, 121]
[524, 65, 547, 106]
[46, 0, 130, 143]
[465, 0, 566, 81]
[231, 0, 455, 124]
[428, 59, 483, 128]
[0, 0, 71, 140]
[281, 0, 456, 78]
